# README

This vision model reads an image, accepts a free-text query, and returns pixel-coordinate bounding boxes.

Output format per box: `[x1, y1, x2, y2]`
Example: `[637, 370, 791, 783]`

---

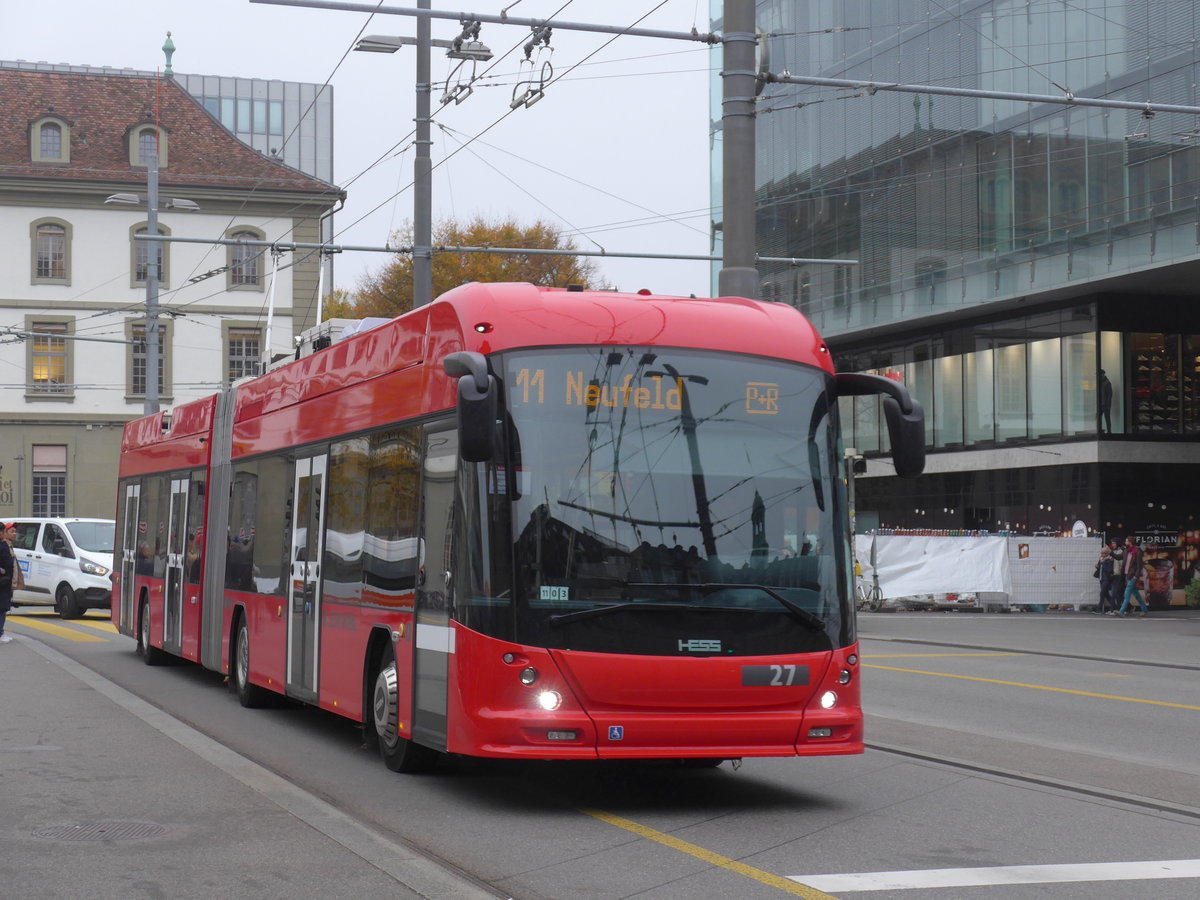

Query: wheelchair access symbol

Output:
[608, 725, 624, 741]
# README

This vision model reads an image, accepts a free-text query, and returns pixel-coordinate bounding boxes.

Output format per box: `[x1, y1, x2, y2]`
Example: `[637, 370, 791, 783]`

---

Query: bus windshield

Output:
[491, 346, 850, 656]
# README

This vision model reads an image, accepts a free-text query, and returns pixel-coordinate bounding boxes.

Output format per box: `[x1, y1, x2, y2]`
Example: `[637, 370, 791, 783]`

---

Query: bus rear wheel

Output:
[232, 618, 270, 708]
[137, 597, 166, 666]
[372, 643, 437, 773]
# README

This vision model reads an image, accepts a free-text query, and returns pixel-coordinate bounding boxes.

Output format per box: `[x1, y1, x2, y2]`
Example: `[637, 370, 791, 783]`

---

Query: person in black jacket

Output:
[0, 523, 17, 643]
[1106, 537, 1125, 614]
[1098, 369, 1114, 434]
[1093, 540, 1118, 614]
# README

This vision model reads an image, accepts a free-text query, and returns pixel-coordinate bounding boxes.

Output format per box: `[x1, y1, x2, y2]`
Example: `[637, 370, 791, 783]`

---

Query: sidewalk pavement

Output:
[0, 634, 500, 900]
[858, 606, 1200, 670]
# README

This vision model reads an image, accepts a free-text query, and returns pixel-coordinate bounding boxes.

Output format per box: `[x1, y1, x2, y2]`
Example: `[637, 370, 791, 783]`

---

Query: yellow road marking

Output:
[863, 664, 1200, 711]
[581, 808, 843, 899]
[8, 617, 107, 642]
[12, 609, 117, 634]
[72, 618, 119, 633]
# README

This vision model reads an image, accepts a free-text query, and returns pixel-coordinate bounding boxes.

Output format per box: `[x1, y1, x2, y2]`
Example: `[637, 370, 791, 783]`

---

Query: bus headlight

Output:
[819, 690, 838, 709]
[536, 690, 562, 711]
[519, 667, 538, 685]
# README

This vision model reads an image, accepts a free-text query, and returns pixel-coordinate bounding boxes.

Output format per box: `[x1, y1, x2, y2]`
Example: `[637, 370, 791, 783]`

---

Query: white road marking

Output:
[793, 859, 1200, 892]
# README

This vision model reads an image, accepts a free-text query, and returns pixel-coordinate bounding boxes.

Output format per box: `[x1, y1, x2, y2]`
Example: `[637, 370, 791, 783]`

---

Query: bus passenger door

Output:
[412, 428, 457, 752]
[288, 453, 327, 701]
[163, 477, 188, 654]
[119, 483, 141, 633]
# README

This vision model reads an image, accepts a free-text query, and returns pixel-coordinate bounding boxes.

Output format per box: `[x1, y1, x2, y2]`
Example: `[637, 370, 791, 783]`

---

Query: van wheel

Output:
[137, 597, 167, 665]
[232, 618, 270, 708]
[371, 642, 437, 773]
[55, 584, 85, 619]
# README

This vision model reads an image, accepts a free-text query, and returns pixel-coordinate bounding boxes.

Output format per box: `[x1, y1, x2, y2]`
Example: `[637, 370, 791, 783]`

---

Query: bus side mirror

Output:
[443, 351, 497, 462]
[835, 373, 926, 479]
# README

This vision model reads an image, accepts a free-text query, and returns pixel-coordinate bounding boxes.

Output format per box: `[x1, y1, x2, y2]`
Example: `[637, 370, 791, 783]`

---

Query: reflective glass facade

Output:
[742, 0, 1200, 337]
[709, 2, 1200, 575]
[175, 73, 333, 184]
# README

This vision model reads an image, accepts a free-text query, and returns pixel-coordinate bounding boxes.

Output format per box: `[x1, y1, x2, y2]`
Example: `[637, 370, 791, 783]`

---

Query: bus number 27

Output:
[741, 664, 808, 687]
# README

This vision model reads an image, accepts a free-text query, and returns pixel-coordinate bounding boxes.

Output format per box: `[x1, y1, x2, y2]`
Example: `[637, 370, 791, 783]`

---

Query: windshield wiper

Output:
[549, 602, 695, 626]
[676, 583, 827, 631]
[547, 583, 826, 631]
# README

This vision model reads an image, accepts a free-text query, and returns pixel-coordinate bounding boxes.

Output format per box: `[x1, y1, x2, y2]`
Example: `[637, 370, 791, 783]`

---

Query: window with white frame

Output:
[227, 327, 262, 384]
[31, 116, 70, 164]
[130, 324, 168, 400]
[129, 124, 168, 167]
[139, 130, 158, 164]
[30, 322, 70, 395]
[31, 445, 68, 518]
[133, 223, 170, 287]
[31, 218, 70, 284]
[228, 228, 265, 289]
[41, 122, 62, 158]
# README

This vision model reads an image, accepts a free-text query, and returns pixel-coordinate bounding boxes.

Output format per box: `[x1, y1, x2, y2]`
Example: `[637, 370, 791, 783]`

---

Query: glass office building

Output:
[173, 72, 333, 185]
[714, 1, 1200, 602]
[172, 72, 335, 270]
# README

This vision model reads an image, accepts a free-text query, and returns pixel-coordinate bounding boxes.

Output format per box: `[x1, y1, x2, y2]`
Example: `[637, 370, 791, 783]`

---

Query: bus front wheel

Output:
[372, 643, 436, 773]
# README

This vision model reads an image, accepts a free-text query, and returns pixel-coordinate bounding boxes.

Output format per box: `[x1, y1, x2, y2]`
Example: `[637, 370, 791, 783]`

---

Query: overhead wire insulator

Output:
[523, 26, 552, 60]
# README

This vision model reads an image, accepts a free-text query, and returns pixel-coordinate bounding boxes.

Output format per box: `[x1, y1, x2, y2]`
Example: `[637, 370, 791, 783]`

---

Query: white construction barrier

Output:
[856, 533, 1103, 609]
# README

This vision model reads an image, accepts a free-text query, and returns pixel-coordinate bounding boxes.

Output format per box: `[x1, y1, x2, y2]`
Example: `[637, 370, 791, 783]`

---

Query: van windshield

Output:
[67, 521, 115, 553]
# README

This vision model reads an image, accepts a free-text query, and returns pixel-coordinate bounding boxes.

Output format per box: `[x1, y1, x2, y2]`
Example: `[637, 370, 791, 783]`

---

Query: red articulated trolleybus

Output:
[113, 282, 924, 772]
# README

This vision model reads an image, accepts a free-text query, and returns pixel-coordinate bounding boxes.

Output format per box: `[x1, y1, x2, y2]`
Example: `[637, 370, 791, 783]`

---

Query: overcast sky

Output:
[5, 0, 717, 298]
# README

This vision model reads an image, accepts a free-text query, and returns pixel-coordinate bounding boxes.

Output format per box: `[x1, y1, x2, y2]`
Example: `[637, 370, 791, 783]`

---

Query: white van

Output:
[9, 518, 115, 618]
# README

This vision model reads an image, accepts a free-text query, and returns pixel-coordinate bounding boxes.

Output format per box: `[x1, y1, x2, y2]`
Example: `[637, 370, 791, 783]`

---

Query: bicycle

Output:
[855, 578, 883, 611]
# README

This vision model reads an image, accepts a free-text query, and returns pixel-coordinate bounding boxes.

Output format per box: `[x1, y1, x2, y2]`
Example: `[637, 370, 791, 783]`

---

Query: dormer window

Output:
[30, 116, 71, 164]
[130, 124, 168, 167]
[41, 123, 62, 157]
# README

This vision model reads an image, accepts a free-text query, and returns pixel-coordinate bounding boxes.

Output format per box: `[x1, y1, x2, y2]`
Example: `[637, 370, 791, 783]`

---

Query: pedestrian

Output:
[1098, 369, 1113, 434]
[1117, 536, 1149, 617]
[1106, 537, 1126, 614]
[1093, 540, 1118, 614]
[0, 522, 17, 643]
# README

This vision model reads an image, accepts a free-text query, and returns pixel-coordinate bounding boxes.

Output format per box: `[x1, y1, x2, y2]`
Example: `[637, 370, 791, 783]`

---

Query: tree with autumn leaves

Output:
[324, 216, 607, 320]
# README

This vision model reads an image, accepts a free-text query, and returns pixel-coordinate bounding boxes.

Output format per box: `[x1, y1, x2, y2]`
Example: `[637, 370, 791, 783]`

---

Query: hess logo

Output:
[678, 639, 721, 653]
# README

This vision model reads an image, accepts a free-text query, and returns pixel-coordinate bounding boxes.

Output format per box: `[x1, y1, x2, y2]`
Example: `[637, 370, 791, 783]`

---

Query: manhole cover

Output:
[34, 821, 169, 841]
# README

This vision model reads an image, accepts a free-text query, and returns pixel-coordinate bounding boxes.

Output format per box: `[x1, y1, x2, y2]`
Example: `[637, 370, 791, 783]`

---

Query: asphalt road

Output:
[5, 606, 1199, 900]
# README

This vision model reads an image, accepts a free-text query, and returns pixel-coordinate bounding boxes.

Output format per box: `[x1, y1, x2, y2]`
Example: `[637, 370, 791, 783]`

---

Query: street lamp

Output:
[105, 153, 198, 415]
[353, 9, 492, 308]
